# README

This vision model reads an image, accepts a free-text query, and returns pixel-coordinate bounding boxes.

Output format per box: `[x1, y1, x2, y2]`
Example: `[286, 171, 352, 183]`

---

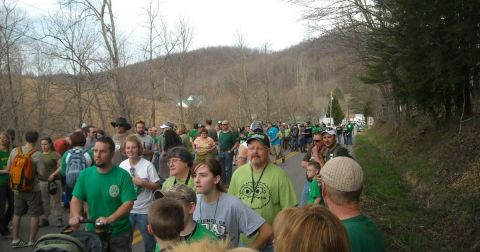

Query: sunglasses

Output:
[313, 140, 322, 142]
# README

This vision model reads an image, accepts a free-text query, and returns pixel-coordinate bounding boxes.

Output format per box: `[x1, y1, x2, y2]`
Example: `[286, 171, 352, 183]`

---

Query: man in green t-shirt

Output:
[320, 157, 385, 252]
[218, 120, 239, 186]
[69, 137, 136, 252]
[229, 133, 297, 249]
[0, 132, 12, 237]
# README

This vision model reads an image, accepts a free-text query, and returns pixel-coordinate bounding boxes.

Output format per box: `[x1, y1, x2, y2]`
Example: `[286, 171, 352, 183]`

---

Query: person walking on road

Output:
[0, 131, 13, 237]
[7, 130, 46, 248]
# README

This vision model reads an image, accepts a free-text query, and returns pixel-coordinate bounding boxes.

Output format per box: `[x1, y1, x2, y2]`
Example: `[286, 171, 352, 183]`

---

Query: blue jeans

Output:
[301, 179, 311, 206]
[130, 213, 155, 252]
[218, 151, 234, 185]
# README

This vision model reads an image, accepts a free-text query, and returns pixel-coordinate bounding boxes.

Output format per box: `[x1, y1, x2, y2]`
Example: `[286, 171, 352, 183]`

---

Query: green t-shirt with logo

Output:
[72, 166, 136, 237]
[161, 175, 195, 192]
[155, 222, 218, 252]
[347, 123, 354, 133]
[342, 214, 385, 252]
[0, 150, 10, 187]
[229, 162, 298, 245]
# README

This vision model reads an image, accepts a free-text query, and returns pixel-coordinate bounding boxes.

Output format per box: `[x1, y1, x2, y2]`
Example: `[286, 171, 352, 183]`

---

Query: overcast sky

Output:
[18, 0, 307, 52]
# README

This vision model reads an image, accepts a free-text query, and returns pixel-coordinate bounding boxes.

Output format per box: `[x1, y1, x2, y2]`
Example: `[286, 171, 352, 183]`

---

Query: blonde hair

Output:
[168, 240, 256, 252]
[122, 134, 144, 157]
[273, 205, 350, 252]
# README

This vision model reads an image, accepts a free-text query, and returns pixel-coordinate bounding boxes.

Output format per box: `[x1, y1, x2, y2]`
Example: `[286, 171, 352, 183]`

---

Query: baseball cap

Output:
[160, 122, 174, 129]
[246, 133, 270, 148]
[320, 157, 363, 192]
[322, 128, 337, 136]
[250, 121, 263, 132]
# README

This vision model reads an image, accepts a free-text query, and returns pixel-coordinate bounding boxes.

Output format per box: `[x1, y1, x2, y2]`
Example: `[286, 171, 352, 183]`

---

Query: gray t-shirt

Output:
[136, 134, 157, 160]
[7, 146, 45, 192]
[193, 193, 265, 247]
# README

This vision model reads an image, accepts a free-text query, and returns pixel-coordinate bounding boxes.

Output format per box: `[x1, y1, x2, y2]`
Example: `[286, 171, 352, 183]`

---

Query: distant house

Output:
[176, 95, 205, 108]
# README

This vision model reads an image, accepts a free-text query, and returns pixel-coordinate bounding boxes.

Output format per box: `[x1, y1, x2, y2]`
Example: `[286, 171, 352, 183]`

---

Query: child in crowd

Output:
[147, 198, 185, 252]
[307, 161, 323, 205]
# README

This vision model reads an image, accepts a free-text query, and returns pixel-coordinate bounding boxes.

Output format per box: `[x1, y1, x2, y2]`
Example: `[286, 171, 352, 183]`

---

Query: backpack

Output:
[9, 147, 36, 192]
[66, 149, 87, 189]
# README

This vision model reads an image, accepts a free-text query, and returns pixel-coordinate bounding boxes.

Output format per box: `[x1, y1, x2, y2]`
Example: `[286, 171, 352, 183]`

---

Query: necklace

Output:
[182, 224, 197, 241]
[250, 164, 267, 204]
[199, 193, 220, 221]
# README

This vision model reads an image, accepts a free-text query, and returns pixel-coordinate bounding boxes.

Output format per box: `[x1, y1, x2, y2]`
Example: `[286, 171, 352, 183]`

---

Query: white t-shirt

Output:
[119, 158, 160, 214]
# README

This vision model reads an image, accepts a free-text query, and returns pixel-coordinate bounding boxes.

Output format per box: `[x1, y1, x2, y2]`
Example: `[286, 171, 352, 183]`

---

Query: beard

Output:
[96, 161, 107, 168]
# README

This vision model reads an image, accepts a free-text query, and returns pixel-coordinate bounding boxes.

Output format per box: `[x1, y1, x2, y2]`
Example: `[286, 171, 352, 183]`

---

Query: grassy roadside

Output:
[354, 133, 433, 251]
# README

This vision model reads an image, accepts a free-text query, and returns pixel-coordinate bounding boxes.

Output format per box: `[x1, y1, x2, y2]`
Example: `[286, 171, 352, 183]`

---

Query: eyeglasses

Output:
[247, 146, 268, 152]
[167, 158, 182, 166]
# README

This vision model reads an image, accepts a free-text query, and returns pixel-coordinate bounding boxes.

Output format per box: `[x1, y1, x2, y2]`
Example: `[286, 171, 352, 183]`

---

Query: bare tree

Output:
[162, 19, 193, 125]
[42, 4, 106, 129]
[62, 0, 130, 119]
[0, 0, 28, 136]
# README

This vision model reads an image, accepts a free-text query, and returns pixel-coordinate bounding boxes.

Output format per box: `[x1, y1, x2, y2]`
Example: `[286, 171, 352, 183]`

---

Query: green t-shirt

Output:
[0, 150, 10, 187]
[39, 151, 61, 181]
[229, 162, 298, 245]
[284, 128, 291, 137]
[72, 166, 136, 237]
[347, 123, 354, 133]
[60, 148, 94, 176]
[161, 175, 195, 192]
[307, 179, 324, 205]
[218, 131, 238, 152]
[189, 129, 199, 141]
[155, 222, 218, 252]
[342, 214, 385, 252]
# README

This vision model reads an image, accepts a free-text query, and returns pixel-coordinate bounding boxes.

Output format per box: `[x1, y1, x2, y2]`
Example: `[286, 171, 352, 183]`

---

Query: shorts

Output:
[14, 191, 44, 217]
[271, 145, 281, 156]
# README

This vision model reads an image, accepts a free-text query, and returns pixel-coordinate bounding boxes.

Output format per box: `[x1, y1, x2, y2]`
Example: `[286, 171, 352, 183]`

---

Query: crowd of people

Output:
[0, 117, 383, 252]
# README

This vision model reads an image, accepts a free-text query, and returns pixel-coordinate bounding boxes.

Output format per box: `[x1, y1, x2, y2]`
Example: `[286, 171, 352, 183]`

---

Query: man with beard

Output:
[69, 137, 136, 252]
[135, 120, 157, 161]
[229, 133, 297, 250]
[322, 129, 350, 162]
[111, 117, 132, 166]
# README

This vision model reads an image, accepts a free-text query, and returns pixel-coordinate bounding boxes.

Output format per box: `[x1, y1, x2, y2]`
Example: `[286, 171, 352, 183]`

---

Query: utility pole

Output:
[330, 90, 333, 125]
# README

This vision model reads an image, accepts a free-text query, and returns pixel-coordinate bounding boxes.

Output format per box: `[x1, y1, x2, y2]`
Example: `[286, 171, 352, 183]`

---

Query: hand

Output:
[48, 174, 56, 182]
[69, 216, 83, 230]
[96, 216, 110, 225]
[132, 176, 143, 186]
[312, 144, 319, 154]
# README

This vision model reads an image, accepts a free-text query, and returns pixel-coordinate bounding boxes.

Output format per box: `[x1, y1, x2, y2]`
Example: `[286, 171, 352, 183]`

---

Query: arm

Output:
[97, 201, 134, 224]
[69, 197, 84, 230]
[132, 176, 160, 191]
[249, 223, 273, 249]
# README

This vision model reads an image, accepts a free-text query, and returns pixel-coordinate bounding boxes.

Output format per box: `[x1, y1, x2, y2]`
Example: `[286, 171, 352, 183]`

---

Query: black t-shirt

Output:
[304, 127, 312, 139]
[291, 126, 299, 137]
[336, 126, 343, 134]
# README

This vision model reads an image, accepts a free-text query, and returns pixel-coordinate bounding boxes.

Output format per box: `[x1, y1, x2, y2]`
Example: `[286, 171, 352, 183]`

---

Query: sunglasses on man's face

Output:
[313, 139, 322, 142]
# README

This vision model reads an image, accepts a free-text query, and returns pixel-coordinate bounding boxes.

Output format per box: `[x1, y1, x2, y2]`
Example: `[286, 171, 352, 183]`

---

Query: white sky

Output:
[18, 0, 307, 52]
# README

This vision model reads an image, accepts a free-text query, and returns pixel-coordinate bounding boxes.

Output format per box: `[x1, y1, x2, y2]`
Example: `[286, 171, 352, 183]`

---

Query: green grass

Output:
[354, 134, 431, 251]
